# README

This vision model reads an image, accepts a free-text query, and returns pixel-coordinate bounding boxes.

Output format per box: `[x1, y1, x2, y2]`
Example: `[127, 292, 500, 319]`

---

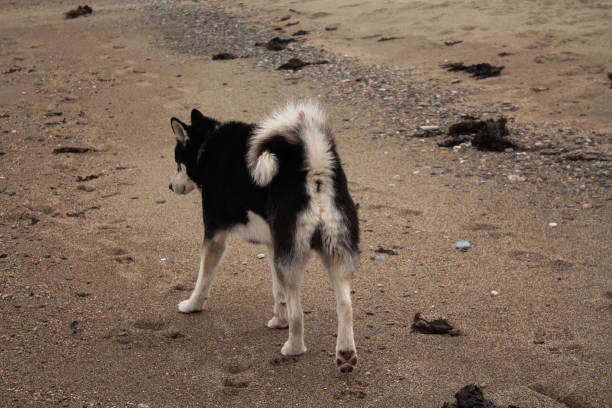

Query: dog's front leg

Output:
[178, 234, 226, 313]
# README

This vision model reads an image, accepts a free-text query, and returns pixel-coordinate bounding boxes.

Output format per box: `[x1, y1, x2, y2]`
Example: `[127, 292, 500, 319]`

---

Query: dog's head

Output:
[169, 109, 218, 194]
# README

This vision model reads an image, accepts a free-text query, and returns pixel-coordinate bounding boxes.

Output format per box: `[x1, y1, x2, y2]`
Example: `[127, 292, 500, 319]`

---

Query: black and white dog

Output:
[168, 100, 359, 372]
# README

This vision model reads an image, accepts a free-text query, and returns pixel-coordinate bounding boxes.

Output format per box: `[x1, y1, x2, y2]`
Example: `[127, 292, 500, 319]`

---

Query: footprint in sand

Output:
[105, 247, 134, 263]
[115, 255, 134, 264]
[224, 359, 251, 375]
[508, 250, 548, 265]
[466, 223, 499, 231]
[134, 318, 167, 331]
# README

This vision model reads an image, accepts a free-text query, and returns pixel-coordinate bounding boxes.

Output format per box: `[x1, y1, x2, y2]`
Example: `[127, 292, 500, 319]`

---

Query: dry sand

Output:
[0, 1, 610, 407]
[243, 0, 612, 134]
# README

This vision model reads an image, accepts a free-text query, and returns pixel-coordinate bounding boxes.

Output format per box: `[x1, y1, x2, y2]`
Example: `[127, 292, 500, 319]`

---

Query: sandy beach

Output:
[0, 0, 610, 407]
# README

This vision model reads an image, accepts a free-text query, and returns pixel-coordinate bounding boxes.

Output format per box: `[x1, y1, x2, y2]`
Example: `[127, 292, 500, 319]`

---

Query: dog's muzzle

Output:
[169, 166, 197, 195]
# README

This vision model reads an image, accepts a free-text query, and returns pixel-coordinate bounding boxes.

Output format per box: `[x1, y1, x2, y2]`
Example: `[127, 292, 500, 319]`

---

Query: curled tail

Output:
[247, 99, 335, 188]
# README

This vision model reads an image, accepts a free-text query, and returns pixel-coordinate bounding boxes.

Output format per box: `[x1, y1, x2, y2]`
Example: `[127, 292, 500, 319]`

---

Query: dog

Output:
[168, 100, 359, 372]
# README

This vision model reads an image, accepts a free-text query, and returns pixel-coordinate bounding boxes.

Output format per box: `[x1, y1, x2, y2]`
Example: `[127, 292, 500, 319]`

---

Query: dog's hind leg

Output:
[178, 233, 227, 313]
[266, 244, 289, 329]
[276, 258, 308, 356]
[321, 252, 358, 372]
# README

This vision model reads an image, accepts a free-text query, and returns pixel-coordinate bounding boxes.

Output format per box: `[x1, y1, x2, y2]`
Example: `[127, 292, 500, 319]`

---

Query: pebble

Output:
[137, 404, 150, 408]
[548, 234, 559, 239]
[490, 290, 499, 296]
[507, 174, 526, 183]
[548, 222, 558, 228]
[256, 253, 265, 259]
[156, 199, 166, 204]
[373, 255, 387, 261]
[455, 240, 470, 250]
[160, 258, 175, 264]
[117, 330, 128, 337]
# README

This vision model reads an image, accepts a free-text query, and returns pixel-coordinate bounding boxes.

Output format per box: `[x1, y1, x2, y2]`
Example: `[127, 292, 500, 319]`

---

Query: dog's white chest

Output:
[236, 211, 272, 245]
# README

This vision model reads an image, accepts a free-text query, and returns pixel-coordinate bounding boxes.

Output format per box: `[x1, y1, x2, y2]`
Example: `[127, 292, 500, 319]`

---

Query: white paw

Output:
[267, 316, 289, 329]
[281, 341, 307, 356]
[178, 299, 202, 313]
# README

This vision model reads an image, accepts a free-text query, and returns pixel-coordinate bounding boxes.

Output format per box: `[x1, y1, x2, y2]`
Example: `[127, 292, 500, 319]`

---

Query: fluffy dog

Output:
[168, 100, 359, 372]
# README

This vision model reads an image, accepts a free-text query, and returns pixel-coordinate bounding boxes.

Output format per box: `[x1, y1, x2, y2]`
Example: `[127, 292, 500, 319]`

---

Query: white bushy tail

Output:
[247, 100, 335, 188]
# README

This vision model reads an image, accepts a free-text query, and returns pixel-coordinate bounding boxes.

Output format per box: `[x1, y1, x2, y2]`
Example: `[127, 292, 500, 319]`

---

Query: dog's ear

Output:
[191, 109, 206, 125]
[171, 117, 189, 145]
[191, 109, 218, 132]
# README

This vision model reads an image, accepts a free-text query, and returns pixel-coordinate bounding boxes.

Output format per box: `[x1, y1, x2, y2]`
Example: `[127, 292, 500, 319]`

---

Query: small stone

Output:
[507, 174, 525, 183]
[391, 243, 403, 249]
[419, 125, 439, 131]
[490, 290, 499, 296]
[156, 199, 166, 204]
[137, 404, 150, 408]
[372, 255, 387, 261]
[160, 258, 175, 264]
[548, 234, 559, 240]
[117, 330, 128, 337]
[548, 222, 558, 228]
[582, 203, 592, 209]
[257, 253, 265, 259]
[455, 240, 470, 250]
